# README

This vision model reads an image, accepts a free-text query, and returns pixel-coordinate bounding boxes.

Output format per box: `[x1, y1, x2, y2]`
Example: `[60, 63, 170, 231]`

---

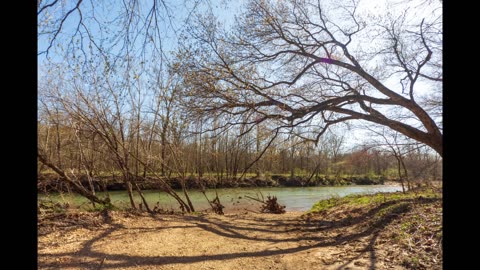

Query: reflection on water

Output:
[39, 185, 403, 213]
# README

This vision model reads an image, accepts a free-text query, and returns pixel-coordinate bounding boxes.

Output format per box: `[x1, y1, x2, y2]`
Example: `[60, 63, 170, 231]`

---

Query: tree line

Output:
[38, 0, 442, 212]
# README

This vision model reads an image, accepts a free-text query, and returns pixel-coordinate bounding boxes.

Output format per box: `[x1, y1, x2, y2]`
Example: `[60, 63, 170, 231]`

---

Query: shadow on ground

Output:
[38, 197, 440, 269]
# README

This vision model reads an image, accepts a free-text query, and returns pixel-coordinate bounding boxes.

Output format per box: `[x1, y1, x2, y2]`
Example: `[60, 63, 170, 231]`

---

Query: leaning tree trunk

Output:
[123, 174, 137, 209]
[181, 177, 195, 212]
[128, 172, 152, 213]
[38, 151, 111, 206]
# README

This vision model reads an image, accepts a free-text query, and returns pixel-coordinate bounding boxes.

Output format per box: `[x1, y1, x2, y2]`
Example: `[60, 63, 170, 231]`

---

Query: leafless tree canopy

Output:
[179, 0, 442, 156]
[38, 0, 206, 68]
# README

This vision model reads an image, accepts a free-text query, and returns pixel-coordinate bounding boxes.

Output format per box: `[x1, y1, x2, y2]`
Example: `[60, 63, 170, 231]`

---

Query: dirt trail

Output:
[39, 190, 443, 270]
[38, 209, 415, 270]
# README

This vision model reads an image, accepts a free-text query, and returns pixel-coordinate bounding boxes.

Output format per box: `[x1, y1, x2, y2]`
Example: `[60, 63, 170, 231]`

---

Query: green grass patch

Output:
[309, 197, 343, 213]
[308, 187, 441, 214]
[84, 202, 116, 212]
[309, 193, 383, 213]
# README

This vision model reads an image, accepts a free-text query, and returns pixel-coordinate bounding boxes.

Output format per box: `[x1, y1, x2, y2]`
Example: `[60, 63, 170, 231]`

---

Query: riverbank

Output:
[38, 173, 391, 193]
[38, 188, 442, 269]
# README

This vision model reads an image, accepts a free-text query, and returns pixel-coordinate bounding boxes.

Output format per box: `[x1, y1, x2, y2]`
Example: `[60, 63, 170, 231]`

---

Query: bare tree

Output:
[363, 126, 434, 192]
[38, 148, 111, 205]
[180, 0, 442, 156]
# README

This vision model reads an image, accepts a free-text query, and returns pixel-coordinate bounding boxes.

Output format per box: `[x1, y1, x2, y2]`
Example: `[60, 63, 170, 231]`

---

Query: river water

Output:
[39, 184, 403, 213]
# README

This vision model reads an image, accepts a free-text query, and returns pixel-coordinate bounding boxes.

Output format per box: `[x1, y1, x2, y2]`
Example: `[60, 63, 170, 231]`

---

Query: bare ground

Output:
[38, 195, 442, 270]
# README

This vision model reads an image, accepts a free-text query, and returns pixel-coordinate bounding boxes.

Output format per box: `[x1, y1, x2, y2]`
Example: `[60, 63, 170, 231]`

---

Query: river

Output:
[39, 184, 403, 213]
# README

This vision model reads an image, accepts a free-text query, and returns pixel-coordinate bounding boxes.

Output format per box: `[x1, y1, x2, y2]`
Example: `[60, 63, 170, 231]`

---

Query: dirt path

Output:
[39, 190, 443, 270]
[38, 209, 414, 270]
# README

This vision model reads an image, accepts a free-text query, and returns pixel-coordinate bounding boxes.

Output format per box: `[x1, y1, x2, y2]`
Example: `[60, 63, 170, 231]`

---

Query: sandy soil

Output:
[39, 213, 366, 269]
[38, 189, 442, 270]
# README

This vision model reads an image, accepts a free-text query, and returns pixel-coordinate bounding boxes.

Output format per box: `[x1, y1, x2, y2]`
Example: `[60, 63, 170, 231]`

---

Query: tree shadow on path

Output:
[38, 197, 439, 269]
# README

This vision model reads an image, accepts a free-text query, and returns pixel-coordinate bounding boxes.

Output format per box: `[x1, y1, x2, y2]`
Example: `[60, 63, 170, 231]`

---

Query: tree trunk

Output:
[125, 181, 136, 209]
[38, 152, 110, 206]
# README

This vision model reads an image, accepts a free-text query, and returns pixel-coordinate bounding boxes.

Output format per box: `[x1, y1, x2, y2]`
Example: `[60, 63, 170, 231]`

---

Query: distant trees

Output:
[362, 126, 442, 192]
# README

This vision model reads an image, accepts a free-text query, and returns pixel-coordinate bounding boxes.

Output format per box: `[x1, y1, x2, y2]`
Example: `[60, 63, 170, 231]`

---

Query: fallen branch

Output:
[246, 194, 286, 214]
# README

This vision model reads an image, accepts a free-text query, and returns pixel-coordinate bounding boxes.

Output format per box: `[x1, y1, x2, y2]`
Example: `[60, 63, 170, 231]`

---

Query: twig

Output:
[97, 257, 106, 269]
[245, 195, 265, 204]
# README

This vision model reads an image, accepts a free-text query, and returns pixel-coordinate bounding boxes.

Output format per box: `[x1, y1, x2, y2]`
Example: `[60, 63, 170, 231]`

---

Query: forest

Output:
[37, 0, 443, 269]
